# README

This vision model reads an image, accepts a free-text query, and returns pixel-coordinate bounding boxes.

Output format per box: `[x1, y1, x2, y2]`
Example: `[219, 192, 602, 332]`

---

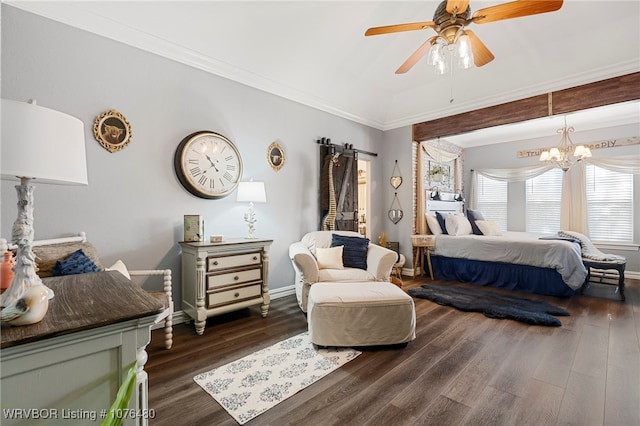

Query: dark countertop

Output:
[1, 270, 164, 349]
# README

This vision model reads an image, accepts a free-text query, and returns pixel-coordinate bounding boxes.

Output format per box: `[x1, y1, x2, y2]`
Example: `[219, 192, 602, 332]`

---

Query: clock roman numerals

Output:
[176, 131, 243, 199]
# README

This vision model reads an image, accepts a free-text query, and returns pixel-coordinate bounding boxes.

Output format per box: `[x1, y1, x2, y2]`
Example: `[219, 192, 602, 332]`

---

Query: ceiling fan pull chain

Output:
[449, 55, 455, 103]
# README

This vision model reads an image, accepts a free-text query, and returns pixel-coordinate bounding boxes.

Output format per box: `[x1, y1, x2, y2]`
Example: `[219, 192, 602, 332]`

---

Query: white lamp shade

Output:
[1, 99, 88, 185]
[573, 145, 592, 158]
[236, 181, 266, 203]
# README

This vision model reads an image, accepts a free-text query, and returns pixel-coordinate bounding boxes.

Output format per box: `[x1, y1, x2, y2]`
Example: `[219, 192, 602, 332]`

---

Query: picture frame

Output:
[267, 141, 285, 172]
[183, 215, 204, 242]
[93, 109, 132, 153]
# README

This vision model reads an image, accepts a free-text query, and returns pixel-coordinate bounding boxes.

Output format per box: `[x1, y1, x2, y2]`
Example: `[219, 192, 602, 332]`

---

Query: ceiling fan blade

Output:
[466, 30, 495, 67]
[365, 21, 435, 36]
[395, 37, 436, 74]
[446, 0, 470, 14]
[473, 0, 563, 24]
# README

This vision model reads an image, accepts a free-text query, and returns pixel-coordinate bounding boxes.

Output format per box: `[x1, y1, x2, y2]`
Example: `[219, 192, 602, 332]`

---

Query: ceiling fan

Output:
[365, 0, 564, 74]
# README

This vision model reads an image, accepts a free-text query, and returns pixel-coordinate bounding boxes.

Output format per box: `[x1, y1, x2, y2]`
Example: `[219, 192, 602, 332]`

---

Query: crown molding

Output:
[6, 2, 639, 133]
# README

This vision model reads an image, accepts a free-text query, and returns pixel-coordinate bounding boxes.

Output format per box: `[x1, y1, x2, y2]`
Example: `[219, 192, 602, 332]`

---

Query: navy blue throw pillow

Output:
[331, 234, 369, 270]
[52, 249, 100, 276]
[435, 212, 448, 235]
[467, 209, 486, 235]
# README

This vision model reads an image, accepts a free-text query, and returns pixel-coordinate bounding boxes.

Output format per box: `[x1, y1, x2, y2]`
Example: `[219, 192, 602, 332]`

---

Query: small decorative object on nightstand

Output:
[184, 215, 204, 242]
[411, 234, 435, 280]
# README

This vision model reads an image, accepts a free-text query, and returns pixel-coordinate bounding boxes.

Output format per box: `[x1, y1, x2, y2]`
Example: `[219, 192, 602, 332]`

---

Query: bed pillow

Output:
[475, 220, 503, 236]
[52, 249, 100, 276]
[445, 215, 473, 236]
[466, 209, 486, 235]
[331, 234, 369, 270]
[435, 212, 449, 235]
[315, 246, 344, 269]
[425, 214, 443, 235]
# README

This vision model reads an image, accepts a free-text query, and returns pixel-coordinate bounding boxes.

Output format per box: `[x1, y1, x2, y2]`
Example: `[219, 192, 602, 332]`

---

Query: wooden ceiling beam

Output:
[412, 72, 640, 142]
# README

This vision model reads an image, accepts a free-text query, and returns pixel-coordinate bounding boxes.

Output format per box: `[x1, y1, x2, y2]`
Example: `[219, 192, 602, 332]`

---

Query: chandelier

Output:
[539, 118, 592, 171]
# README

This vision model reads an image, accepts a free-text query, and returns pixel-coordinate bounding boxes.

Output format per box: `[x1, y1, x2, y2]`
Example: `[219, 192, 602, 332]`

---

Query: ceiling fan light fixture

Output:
[456, 32, 474, 68]
[426, 41, 444, 66]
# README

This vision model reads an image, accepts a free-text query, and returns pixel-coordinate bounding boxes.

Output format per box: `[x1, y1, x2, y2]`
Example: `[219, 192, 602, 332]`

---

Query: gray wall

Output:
[380, 126, 415, 265]
[0, 6, 390, 308]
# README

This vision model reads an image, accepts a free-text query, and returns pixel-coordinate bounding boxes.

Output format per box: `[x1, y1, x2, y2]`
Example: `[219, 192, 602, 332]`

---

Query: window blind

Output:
[476, 174, 508, 230]
[586, 164, 633, 242]
[526, 168, 562, 233]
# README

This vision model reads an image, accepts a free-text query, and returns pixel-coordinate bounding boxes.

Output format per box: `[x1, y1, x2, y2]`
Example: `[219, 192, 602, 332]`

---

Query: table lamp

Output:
[1, 99, 88, 307]
[236, 180, 266, 239]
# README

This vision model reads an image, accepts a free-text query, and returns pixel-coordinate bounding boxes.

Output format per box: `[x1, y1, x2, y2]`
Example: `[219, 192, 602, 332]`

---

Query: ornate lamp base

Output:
[0, 179, 53, 308]
[243, 202, 257, 239]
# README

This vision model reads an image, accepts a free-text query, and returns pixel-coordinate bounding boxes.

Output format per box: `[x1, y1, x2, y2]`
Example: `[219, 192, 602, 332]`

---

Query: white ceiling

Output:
[7, 1, 640, 146]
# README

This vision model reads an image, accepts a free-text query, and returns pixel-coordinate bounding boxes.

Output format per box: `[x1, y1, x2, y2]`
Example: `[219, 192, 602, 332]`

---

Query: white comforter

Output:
[432, 231, 587, 290]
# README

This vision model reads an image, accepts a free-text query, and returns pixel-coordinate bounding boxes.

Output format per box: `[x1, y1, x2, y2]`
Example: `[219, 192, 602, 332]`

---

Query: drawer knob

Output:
[212, 260, 219, 266]
[234, 292, 240, 298]
[253, 256, 258, 261]
[234, 275, 239, 281]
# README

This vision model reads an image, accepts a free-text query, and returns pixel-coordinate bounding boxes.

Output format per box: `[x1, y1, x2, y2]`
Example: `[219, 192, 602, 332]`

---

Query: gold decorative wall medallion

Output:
[93, 109, 132, 153]
[267, 141, 285, 172]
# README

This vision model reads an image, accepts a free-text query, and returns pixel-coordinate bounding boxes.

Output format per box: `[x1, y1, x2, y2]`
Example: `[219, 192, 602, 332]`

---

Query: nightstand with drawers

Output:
[180, 238, 273, 335]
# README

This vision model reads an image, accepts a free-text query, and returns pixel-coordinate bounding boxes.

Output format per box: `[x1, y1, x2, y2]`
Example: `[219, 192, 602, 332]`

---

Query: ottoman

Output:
[307, 281, 416, 347]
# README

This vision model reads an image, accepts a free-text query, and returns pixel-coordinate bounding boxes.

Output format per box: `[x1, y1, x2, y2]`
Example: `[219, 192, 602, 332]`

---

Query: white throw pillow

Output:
[315, 246, 344, 269]
[475, 220, 503, 236]
[444, 215, 473, 236]
[425, 214, 443, 235]
[106, 259, 131, 279]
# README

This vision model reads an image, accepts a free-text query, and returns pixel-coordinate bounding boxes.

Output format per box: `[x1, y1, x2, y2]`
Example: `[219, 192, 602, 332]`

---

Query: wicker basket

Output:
[411, 234, 434, 246]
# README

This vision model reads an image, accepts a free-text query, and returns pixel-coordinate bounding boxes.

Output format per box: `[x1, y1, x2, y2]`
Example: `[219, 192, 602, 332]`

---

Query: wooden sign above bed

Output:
[517, 135, 639, 158]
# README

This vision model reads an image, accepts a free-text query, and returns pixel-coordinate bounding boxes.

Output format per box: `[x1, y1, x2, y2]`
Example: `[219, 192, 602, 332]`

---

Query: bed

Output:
[427, 231, 587, 297]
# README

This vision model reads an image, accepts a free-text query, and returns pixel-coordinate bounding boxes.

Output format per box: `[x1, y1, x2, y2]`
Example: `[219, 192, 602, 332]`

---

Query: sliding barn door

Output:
[319, 145, 358, 231]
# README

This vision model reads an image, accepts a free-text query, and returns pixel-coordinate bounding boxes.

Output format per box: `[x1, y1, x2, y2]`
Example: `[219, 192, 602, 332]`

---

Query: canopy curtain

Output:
[468, 164, 554, 210]
[583, 154, 640, 175]
[470, 154, 640, 235]
[415, 141, 462, 234]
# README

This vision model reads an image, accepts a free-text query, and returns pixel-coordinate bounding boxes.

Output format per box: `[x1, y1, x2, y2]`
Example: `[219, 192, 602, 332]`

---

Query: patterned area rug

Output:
[193, 331, 361, 424]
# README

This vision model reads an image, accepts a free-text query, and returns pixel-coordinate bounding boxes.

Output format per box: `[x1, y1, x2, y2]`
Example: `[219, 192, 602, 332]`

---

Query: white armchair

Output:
[289, 230, 397, 312]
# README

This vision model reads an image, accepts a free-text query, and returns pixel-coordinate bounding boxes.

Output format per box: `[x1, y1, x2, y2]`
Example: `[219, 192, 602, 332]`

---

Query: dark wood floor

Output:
[146, 276, 640, 425]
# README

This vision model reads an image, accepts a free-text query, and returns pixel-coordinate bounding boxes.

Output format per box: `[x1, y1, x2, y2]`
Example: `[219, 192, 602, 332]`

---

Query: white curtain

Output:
[560, 161, 588, 233]
[422, 144, 459, 163]
[468, 164, 554, 210]
[468, 158, 640, 235]
[583, 154, 640, 175]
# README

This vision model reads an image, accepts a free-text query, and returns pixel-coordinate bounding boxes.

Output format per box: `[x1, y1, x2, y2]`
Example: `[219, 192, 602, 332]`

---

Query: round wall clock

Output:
[174, 131, 243, 199]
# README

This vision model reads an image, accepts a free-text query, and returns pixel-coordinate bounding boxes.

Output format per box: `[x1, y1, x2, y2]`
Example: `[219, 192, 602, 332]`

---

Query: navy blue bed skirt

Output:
[429, 255, 575, 297]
